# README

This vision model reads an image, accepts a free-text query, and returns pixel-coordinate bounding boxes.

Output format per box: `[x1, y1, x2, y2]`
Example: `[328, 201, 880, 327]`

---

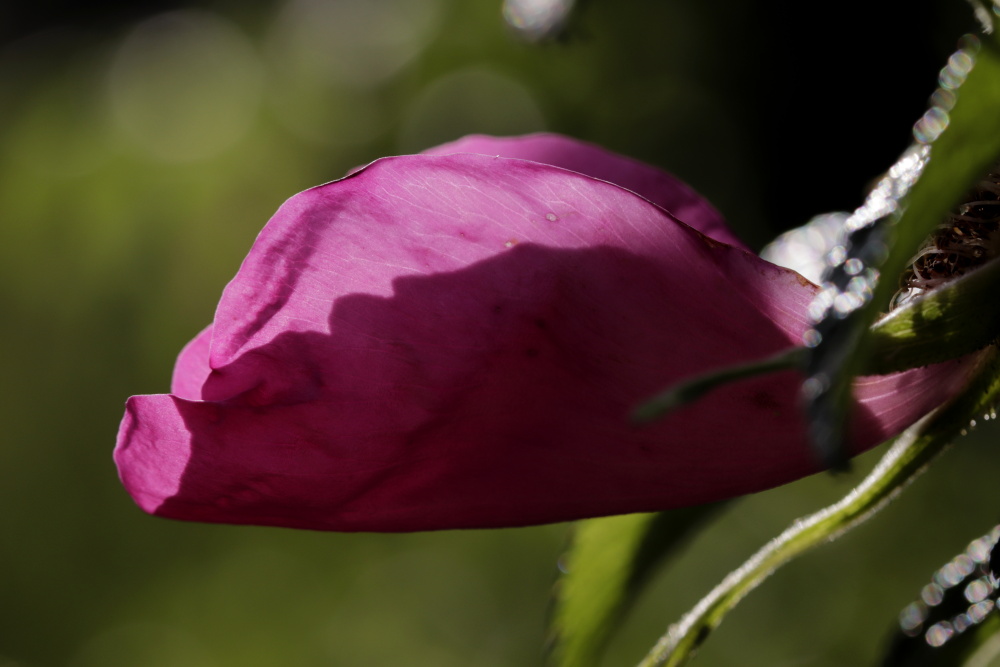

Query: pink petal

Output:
[171, 325, 212, 400]
[115, 141, 970, 531]
[424, 133, 746, 249]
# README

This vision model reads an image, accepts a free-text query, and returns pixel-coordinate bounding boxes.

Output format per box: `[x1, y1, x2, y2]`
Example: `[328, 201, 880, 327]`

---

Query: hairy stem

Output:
[638, 348, 1000, 667]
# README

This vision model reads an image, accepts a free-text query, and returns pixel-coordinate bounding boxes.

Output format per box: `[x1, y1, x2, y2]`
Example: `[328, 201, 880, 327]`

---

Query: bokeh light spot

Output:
[69, 623, 215, 667]
[397, 67, 546, 153]
[107, 10, 263, 162]
[502, 0, 575, 41]
[266, 0, 443, 88]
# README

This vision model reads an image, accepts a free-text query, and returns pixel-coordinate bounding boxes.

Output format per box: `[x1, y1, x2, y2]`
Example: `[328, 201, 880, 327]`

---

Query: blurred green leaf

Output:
[547, 505, 722, 667]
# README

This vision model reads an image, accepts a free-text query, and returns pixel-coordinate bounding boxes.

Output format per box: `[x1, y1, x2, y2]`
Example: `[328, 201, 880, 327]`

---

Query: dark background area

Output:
[2, 0, 976, 235]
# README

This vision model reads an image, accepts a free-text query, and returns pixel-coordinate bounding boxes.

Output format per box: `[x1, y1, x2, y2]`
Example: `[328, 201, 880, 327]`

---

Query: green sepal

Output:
[867, 258, 1000, 374]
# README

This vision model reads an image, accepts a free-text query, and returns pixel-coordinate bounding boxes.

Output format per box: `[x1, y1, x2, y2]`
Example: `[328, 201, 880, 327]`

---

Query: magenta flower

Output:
[115, 134, 970, 531]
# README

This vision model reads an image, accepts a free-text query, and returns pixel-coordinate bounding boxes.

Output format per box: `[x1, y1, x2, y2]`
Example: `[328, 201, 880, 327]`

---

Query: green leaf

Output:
[547, 505, 722, 667]
[637, 347, 1000, 667]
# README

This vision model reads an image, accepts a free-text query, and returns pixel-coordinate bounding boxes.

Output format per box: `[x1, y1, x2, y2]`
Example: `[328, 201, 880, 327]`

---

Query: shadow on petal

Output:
[126, 243, 909, 531]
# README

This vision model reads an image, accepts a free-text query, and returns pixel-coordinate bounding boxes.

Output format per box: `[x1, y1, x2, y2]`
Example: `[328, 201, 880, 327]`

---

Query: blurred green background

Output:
[3, 0, 1000, 665]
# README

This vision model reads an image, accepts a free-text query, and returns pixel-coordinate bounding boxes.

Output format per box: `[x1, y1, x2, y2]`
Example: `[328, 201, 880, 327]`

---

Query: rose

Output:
[114, 134, 970, 531]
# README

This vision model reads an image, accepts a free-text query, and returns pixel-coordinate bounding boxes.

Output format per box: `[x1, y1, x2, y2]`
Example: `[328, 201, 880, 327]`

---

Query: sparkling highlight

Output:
[894, 525, 1000, 649]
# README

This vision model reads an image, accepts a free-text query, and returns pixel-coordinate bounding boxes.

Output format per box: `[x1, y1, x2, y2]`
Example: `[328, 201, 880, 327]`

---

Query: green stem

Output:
[637, 347, 1000, 667]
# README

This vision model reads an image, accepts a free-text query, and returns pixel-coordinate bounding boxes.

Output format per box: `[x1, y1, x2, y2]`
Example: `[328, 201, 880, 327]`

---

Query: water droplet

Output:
[939, 51, 975, 90]
[968, 535, 993, 563]
[807, 286, 838, 322]
[964, 577, 992, 603]
[925, 621, 954, 647]
[930, 88, 957, 112]
[958, 34, 981, 55]
[922, 582, 945, 606]
[545, 212, 558, 222]
[825, 244, 847, 267]
[846, 275, 874, 300]
[953, 613, 974, 633]
[900, 601, 928, 634]
[833, 291, 865, 316]
[914, 107, 950, 145]
[969, 600, 994, 623]
[954, 554, 976, 577]
[801, 375, 828, 400]
[935, 562, 964, 588]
